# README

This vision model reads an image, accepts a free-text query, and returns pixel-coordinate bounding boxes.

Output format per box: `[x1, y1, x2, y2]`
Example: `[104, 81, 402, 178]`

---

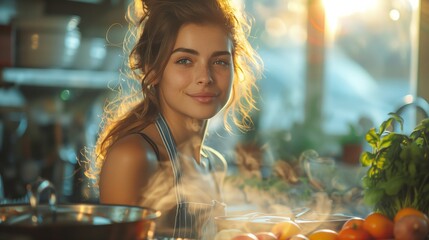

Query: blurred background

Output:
[0, 0, 428, 209]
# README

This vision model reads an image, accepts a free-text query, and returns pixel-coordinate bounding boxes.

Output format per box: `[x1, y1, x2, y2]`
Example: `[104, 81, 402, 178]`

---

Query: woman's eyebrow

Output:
[172, 47, 198, 55]
[212, 51, 231, 57]
[171, 48, 231, 57]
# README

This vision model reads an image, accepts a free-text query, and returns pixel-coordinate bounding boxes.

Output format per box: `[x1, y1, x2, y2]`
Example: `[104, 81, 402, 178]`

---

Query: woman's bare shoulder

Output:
[99, 133, 158, 205]
[108, 134, 157, 162]
[102, 133, 160, 177]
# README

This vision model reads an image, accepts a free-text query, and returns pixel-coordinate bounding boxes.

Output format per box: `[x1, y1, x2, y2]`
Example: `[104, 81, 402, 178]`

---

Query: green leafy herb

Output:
[360, 113, 429, 218]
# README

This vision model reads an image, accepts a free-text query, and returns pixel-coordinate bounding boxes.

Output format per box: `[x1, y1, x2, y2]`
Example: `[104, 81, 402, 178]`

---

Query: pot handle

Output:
[26, 178, 57, 224]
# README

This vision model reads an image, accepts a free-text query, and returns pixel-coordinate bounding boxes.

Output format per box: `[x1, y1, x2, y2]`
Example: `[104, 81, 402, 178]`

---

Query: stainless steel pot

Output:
[0, 203, 161, 240]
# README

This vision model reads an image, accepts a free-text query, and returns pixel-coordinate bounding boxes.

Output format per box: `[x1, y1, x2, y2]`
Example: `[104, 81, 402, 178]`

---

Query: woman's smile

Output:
[187, 91, 220, 103]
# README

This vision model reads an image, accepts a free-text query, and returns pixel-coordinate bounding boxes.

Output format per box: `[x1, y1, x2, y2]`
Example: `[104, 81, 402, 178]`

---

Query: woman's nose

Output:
[196, 64, 213, 85]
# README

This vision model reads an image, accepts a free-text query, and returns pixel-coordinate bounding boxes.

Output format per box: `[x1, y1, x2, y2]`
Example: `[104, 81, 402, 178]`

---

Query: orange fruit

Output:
[338, 228, 372, 240]
[271, 221, 302, 240]
[341, 217, 365, 230]
[307, 229, 339, 240]
[394, 207, 429, 225]
[363, 212, 394, 239]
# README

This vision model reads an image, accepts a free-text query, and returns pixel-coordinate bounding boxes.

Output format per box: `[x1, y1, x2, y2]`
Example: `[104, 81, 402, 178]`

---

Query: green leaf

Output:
[368, 166, 380, 178]
[378, 114, 403, 135]
[422, 184, 429, 195]
[360, 152, 374, 167]
[410, 142, 425, 160]
[378, 119, 392, 136]
[380, 177, 405, 196]
[362, 176, 369, 187]
[363, 188, 384, 206]
[408, 162, 417, 178]
[388, 112, 404, 130]
[412, 118, 429, 138]
[414, 137, 424, 146]
[375, 152, 387, 170]
[379, 133, 395, 150]
[365, 128, 379, 148]
[399, 146, 411, 162]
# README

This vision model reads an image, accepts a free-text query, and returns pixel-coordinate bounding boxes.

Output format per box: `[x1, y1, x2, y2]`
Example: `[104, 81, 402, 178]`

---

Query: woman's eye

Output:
[214, 59, 230, 66]
[176, 58, 192, 65]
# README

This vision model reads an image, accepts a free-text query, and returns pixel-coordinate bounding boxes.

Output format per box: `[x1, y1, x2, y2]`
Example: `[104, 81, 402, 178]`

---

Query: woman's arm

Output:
[99, 134, 158, 205]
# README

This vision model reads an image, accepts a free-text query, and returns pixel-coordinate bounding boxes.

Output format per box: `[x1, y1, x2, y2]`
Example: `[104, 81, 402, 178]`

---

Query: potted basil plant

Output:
[360, 113, 429, 219]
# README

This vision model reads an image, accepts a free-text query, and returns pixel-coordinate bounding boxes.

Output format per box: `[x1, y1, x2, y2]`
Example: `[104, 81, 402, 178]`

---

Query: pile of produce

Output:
[214, 207, 429, 240]
[215, 114, 429, 240]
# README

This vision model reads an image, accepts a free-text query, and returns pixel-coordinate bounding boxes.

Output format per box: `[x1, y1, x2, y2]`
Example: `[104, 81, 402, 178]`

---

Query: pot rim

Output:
[0, 203, 161, 227]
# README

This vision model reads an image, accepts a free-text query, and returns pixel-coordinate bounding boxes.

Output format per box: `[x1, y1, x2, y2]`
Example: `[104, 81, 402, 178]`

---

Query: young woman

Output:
[85, 0, 262, 238]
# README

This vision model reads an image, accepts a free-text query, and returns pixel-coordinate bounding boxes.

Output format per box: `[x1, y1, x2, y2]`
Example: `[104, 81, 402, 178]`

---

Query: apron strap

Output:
[154, 114, 185, 236]
[155, 114, 224, 239]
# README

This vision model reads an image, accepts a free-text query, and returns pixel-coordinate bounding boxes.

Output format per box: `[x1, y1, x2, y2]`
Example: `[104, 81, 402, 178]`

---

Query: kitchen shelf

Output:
[0, 68, 120, 89]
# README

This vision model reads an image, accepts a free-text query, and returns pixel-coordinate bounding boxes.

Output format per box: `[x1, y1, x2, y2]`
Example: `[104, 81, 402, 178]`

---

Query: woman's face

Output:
[158, 23, 234, 122]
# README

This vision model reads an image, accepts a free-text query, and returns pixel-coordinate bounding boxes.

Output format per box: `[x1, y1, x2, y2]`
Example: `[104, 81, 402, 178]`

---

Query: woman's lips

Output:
[188, 92, 218, 103]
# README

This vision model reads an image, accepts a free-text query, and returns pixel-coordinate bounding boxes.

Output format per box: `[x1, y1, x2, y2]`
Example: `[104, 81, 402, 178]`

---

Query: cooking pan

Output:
[0, 203, 161, 240]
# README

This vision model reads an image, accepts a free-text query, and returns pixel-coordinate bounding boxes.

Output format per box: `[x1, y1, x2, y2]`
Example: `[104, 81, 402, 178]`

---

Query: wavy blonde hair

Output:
[84, 0, 263, 183]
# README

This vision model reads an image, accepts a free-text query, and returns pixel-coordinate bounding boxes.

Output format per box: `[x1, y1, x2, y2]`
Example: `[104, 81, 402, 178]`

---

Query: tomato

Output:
[341, 217, 365, 230]
[307, 229, 339, 240]
[394, 214, 429, 240]
[394, 207, 429, 225]
[214, 229, 244, 240]
[363, 212, 394, 239]
[232, 233, 258, 240]
[254, 231, 277, 240]
[287, 234, 309, 240]
[338, 228, 373, 240]
[271, 221, 302, 240]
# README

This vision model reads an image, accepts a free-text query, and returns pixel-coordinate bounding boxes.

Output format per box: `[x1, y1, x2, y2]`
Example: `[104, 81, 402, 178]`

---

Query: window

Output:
[237, 0, 422, 157]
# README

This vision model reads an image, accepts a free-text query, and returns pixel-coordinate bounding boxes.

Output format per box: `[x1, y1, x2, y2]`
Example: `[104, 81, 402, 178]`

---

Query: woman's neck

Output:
[162, 113, 208, 162]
